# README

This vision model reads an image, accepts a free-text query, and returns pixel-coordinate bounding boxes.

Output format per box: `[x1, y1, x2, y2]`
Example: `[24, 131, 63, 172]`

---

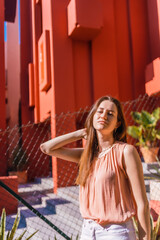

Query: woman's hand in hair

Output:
[82, 128, 87, 140]
[40, 129, 86, 163]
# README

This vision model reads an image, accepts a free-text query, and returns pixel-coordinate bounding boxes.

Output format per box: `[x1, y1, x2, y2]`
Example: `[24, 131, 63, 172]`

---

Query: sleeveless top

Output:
[79, 142, 137, 225]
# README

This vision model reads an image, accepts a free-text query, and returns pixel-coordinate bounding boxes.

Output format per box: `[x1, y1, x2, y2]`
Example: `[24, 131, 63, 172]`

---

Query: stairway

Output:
[5, 162, 159, 240]
[5, 178, 82, 240]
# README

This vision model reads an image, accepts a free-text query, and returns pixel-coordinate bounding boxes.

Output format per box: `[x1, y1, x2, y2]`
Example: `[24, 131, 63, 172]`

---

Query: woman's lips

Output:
[98, 120, 107, 124]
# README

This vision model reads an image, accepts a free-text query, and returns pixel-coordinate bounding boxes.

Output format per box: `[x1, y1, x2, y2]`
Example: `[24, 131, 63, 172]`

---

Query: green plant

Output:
[0, 208, 38, 239]
[150, 214, 160, 240]
[9, 145, 28, 172]
[127, 107, 160, 148]
[132, 214, 160, 240]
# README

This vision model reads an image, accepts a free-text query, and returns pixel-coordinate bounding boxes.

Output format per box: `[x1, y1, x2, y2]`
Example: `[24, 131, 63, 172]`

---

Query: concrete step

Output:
[21, 208, 81, 240]
[40, 193, 82, 238]
[4, 178, 82, 239]
[25, 215, 69, 240]
[142, 162, 160, 171]
[46, 213, 82, 239]
[18, 189, 82, 240]
[142, 162, 160, 201]
[18, 177, 53, 196]
[57, 186, 79, 205]
[19, 204, 56, 240]
[5, 171, 155, 239]
[34, 177, 54, 188]
[45, 197, 82, 227]
[18, 193, 43, 207]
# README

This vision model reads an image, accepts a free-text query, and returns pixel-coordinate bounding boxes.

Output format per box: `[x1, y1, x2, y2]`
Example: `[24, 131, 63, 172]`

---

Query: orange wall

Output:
[20, 0, 34, 124]
[0, 0, 157, 188]
[20, 0, 50, 180]
[28, 0, 152, 121]
[7, 3, 20, 128]
[129, 0, 150, 98]
[92, 0, 120, 101]
[17, 0, 160, 190]
[1, 2, 160, 128]
[0, 0, 7, 176]
[92, 0, 150, 101]
[50, 0, 76, 114]
[147, 0, 160, 61]
[145, 0, 160, 95]
[0, 176, 18, 215]
[24, 0, 155, 191]
[72, 41, 93, 109]
[0, 0, 6, 130]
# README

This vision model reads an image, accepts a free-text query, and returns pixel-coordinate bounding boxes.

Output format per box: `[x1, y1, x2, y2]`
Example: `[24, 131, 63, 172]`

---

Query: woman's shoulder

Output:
[114, 141, 127, 148]
[115, 142, 136, 153]
[122, 143, 138, 158]
[115, 143, 140, 170]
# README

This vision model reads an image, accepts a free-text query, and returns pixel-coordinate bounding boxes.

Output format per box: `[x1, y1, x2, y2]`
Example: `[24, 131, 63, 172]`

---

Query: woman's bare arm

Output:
[123, 145, 150, 240]
[40, 129, 86, 163]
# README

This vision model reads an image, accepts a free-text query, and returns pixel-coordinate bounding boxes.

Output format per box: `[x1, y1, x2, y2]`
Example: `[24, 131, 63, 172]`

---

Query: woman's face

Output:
[93, 100, 119, 135]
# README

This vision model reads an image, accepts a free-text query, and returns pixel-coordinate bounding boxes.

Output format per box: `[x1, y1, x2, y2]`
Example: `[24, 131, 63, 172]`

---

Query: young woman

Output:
[40, 96, 150, 240]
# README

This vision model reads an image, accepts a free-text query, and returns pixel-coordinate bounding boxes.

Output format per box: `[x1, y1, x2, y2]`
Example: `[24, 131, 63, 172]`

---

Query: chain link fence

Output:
[0, 93, 160, 239]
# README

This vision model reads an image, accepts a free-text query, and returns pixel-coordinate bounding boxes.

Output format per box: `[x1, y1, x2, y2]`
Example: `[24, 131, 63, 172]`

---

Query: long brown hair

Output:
[76, 95, 127, 186]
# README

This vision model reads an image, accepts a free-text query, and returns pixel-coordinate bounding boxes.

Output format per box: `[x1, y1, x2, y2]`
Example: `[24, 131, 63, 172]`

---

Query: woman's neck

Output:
[97, 132, 115, 152]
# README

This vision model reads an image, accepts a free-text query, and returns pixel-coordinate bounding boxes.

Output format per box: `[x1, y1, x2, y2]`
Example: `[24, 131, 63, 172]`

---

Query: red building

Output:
[0, 0, 160, 191]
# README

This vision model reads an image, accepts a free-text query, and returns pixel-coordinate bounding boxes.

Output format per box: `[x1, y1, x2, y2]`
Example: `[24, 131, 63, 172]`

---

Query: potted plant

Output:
[127, 107, 160, 163]
[8, 145, 28, 184]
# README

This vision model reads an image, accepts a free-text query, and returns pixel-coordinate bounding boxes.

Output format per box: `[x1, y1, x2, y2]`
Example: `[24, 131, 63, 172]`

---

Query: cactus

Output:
[0, 209, 38, 240]
[132, 214, 160, 240]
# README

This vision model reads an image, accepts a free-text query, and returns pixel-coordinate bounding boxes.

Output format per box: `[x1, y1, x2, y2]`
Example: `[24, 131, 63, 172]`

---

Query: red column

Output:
[0, 0, 6, 130]
[0, 0, 7, 175]
[20, 0, 34, 124]
[128, 0, 150, 98]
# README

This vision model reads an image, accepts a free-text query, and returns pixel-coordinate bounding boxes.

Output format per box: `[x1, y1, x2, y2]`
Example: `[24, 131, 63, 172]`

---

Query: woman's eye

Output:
[97, 110, 103, 113]
[108, 112, 113, 116]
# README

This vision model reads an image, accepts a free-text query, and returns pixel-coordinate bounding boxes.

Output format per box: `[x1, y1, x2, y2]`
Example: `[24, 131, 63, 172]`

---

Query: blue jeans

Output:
[80, 219, 137, 240]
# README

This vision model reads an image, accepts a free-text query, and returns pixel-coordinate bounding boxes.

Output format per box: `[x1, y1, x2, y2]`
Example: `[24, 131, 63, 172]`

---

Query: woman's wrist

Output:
[76, 128, 87, 139]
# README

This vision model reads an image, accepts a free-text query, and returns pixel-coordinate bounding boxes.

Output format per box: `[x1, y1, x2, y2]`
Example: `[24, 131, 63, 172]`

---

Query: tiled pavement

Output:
[5, 162, 160, 240]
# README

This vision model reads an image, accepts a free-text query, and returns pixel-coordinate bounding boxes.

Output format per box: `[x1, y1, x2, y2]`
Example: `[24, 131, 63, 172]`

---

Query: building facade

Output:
[0, 0, 160, 189]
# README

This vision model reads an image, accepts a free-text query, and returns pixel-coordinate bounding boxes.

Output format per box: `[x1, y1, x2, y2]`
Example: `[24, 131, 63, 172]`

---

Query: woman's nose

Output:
[101, 112, 107, 119]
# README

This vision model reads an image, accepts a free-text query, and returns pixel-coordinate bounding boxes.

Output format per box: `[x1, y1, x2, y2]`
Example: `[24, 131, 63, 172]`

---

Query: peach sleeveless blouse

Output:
[79, 142, 137, 225]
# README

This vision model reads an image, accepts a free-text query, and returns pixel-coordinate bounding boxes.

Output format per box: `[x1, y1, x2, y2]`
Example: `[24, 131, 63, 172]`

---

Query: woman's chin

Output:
[96, 127, 106, 132]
